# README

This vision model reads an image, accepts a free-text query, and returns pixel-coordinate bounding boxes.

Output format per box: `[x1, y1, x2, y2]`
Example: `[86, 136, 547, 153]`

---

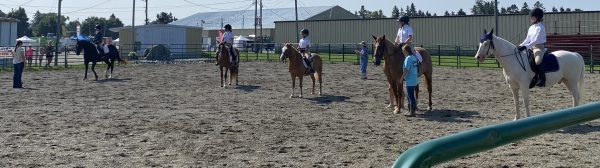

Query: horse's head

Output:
[280, 43, 294, 61]
[372, 35, 386, 66]
[475, 29, 495, 63]
[75, 39, 84, 55]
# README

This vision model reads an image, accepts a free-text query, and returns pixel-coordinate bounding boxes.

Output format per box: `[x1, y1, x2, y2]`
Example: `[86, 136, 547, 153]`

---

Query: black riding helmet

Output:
[224, 24, 232, 31]
[95, 24, 102, 30]
[301, 28, 309, 35]
[397, 15, 409, 23]
[529, 8, 544, 21]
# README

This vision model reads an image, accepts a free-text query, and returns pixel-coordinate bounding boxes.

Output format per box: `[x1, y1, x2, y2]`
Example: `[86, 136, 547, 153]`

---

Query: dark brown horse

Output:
[372, 35, 433, 114]
[217, 43, 239, 87]
[280, 43, 323, 98]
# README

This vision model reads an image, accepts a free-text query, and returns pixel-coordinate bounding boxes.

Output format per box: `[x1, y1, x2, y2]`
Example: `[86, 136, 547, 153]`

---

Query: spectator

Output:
[13, 40, 25, 88]
[38, 46, 45, 66]
[355, 41, 369, 79]
[25, 44, 34, 67]
[45, 41, 54, 68]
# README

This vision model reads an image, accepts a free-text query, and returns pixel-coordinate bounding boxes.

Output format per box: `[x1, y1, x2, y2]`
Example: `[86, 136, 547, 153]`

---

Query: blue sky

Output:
[0, 0, 596, 25]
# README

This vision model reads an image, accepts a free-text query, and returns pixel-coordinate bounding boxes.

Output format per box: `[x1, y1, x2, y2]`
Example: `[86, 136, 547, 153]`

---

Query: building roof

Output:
[171, 5, 358, 30]
[0, 17, 18, 22]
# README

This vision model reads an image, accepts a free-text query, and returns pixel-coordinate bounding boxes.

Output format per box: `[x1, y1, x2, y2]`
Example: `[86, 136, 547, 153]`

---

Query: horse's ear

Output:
[483, 29, 487, 34]
[489, 29, 494, 35]
[382, 35, 386, 40]
[372, 35, 377, 40]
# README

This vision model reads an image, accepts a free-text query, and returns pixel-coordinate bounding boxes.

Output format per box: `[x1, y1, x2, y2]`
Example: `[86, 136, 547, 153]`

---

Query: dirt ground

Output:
[0, 62, 599, 168]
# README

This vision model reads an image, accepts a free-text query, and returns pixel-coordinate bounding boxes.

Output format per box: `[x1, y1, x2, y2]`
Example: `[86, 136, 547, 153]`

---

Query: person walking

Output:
[13, 40, 26, 88]
[355, 41, 369, 79]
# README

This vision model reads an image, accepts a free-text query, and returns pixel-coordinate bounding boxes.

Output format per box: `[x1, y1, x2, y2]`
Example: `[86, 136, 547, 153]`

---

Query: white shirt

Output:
[102, 44, 110, 54]
[13, 47, 25, 64]
[519, 22, 546, 49]
[222, 31, 234, 44]
[396, 25, 413, 44]
[299, 37, 310, 49]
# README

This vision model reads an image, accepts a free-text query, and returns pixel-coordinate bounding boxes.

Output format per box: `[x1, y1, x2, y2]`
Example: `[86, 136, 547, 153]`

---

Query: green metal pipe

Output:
[392, 102, 600, 168]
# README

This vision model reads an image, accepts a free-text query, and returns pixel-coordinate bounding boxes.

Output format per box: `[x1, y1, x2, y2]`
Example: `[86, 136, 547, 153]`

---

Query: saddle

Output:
[527, 50, 559, 88]
[302, 53, 315, 75]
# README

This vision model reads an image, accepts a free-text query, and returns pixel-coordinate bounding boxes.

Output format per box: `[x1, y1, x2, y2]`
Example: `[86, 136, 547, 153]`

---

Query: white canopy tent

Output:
[233, 35, 252, 48]
[16, 36, 36, 43]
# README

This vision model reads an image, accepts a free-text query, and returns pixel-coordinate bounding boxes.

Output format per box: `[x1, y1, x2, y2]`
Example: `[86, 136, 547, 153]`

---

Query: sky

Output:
[0, 0, 596, 26]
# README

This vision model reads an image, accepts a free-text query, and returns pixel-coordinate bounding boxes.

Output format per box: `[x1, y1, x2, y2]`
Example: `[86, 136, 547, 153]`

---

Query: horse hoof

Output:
[386, 104, 393, 108]
[299, 95, 303, 98]
[393, 108, 400, 114]
[289, 95, 294, 98]
[428, 107, 432, 111]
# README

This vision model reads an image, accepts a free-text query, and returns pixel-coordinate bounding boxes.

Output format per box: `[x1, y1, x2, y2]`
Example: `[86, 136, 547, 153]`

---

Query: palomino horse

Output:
[217, 43, 239, 87]
[372, 35, 433, 113]
[280, 43, 323, 98]
[475, 29, 585, 120]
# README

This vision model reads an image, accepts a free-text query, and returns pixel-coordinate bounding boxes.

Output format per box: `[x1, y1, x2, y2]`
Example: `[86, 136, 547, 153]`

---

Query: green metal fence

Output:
[392, 102, 600, 168]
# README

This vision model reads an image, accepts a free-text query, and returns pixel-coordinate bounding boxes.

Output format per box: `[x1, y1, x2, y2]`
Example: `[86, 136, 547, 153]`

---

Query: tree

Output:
[574, 8, 583, 12]
[433, 13, 437, 17]
[451, 11, 456, 16]
[507, 4, 520, 14]
[358, 5, 367, 19]
[81, 16, 106, 38]
[105, 14, 124, 38]
[425, 11, 432, 17]
[552, 7, 558, 12]
[533, 1, 545, 11]
[400, 7, 405, 16]
[500, 7, 507, 14]
[444, 11, 450, 16]
[7, 7, 31, 37]
[151, 12, 178, 24]
[66, 20, 80, 37]
[560, 7, 565, 12]
[30, 12, 68, 37]
[471, 0, 495, 15]
[391, 6, 400, 18]
[520, 2, 530, 14]
[0, 9, 5, 17]
[409, 3, 417, 16]
[457, 8, 467, 16]
[566, 8, 572, 12]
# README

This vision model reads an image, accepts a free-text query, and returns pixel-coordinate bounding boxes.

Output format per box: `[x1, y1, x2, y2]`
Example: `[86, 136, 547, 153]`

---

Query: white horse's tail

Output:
[576, 52, 586, 104]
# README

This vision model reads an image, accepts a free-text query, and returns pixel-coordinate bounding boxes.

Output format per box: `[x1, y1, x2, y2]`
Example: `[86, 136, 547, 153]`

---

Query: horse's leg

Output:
[509, 86, 521, 120]
[415, 84, 420, 110]
[426, 72, 433, 111]
[299, 76, 303, 98]
[104, 59, 110, 79]
[390, 80, 400, 113]
[83, 61, 89, 80]
[387, 84, 395, 108]
[225, 67, 230, 86]
[220, 66, 224, 87]
[310, 74, 316, 95]
[91, 62, 98, 81]
[564, 80, 581, 107]
[318, 71, 322, 96]
[109, 59, 115, 79]
[290, 75, 295, 98]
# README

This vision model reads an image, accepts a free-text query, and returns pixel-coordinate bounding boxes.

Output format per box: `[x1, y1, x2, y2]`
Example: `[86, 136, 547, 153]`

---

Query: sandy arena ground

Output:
[0, 62, 599, 167]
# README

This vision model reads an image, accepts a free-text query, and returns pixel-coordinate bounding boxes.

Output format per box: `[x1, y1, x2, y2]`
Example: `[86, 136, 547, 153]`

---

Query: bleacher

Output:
[546, 34, 600, 63]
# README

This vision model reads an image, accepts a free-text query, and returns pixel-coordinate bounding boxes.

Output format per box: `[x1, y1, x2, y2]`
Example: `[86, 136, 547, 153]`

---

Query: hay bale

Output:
[145, 45, 172, 61]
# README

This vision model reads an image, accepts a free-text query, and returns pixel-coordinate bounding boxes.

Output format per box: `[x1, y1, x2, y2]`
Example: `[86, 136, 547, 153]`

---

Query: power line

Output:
[63, 0, 114, 14]
[183, 0, 253, 11]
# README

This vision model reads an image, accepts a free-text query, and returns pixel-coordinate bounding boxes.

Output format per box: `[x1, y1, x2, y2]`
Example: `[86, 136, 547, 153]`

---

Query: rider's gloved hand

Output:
[518, 46, 526, 52]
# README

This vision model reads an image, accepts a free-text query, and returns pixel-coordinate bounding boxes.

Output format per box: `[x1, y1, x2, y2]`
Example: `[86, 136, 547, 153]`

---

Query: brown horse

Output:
[280, 43, 323, 98]
[372, 35, 433, 113]
[217, 43, 239, 87]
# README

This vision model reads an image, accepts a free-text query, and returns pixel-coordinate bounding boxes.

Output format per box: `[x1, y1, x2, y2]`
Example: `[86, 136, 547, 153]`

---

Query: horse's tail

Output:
[576, 52, 585, 103]
[118, 58, 128, 65]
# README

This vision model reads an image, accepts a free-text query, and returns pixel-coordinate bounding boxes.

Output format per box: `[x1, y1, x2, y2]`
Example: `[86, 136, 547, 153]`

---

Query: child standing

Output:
[355, 41, 368, 79]
[400, 45, 419, 116]
[13, 40, 25, 88]
[25, 45, 34, 67]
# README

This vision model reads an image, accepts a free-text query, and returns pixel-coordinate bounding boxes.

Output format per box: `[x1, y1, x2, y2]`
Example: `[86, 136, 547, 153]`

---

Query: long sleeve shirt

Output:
[519, 23, 546, 49]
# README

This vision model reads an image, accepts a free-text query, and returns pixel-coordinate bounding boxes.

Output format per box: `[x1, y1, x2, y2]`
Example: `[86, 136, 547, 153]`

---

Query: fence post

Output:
[455, 46, 459, 68]
[342, 44, 345, 62]
[255, 43, 259, 61]
[328, 44, 331, 62]
[64, 50, 68, 68]
[438, 45, 441, 66]
[590, 45, 595, 73]
[554, 21, 558, 35]
[245, 45, 249, 62]
[267, 43, 270, 61]
[578, 20, 581, 35]
[458, 46, 462, 68]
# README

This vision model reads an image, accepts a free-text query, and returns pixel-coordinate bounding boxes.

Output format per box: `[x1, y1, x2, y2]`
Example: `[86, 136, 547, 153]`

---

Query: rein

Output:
[486, 36, 527, 72]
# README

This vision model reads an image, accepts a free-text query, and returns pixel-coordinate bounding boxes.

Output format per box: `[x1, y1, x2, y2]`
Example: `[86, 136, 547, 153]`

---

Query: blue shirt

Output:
[403, 55, 419, 86]
[360, 47, 368, 57]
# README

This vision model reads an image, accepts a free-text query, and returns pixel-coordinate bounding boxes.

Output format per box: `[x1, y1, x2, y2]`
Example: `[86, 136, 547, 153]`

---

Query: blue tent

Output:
[70, 35, 91, 41]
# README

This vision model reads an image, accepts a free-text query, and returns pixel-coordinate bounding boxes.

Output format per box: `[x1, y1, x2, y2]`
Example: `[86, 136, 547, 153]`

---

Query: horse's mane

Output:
[284, 44, 302, 59]
[493, 35, 517, 48]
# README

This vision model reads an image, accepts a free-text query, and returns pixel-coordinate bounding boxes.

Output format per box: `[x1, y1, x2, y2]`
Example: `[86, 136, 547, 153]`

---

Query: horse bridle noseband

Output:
[483, 35, 527, 71]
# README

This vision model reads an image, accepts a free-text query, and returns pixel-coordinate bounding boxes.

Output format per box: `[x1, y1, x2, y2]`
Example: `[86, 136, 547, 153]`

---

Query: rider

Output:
[298, 28, 314, 74]
[94, 24, 103, 54]
[394, 15, 422, 63]
[518, 8, 546, 87]
[216, 24, 238, 66]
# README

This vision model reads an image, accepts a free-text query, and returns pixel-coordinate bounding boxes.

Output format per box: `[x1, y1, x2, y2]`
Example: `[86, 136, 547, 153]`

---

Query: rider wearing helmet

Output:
[216, 24, 238, 65]
[518, 8, 546, 87]
[298, 28, 314, 74]
[94, 24, 104, 53]
[395, 15, 422, 63]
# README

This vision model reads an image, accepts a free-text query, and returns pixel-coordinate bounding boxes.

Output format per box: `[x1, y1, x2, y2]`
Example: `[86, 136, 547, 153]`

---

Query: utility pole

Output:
[494, 0, 498, 36]
[132, 0, 136, 53]
[145, 0, 149, 25]
[254, 0, 257, 41]
[259, 0, 263, 43]
[55, 0, 62, 66]
[294, 0, 299, 42]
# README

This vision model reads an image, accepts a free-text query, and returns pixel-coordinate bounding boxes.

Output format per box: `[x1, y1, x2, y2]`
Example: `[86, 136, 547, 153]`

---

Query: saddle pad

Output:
[541, 53, 560, 73]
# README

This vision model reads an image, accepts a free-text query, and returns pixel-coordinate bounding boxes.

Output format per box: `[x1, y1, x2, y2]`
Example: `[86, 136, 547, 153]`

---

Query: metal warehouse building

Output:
[274, 11, 600, 46]
[0, 17, 18, 47]
[171, 5, 359, 46]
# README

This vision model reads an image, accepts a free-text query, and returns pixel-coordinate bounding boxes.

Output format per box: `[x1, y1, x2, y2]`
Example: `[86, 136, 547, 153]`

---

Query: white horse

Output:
[474, 29, 585, 120]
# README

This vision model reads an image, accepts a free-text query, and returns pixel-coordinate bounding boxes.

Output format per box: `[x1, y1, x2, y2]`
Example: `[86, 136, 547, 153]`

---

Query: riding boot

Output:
[536, 64, 546, 87]
[529, 64, 539, 89]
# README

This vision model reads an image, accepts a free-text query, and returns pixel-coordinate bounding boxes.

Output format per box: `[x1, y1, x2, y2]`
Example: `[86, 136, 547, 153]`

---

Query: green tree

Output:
[560, 7, 565, 12]
[457, 9, 467, 16]
[533, 1, 545, 11]
[81, 16, 106, 37]
[565, 8, 572, 12]
[409, 3, 416, 16]
[105, 14, 124, 38]
[7, 7, 31, 37]
[391, 6, 400, 18]
[574, 8, 583, 12]
[551, 7, 558, 12]
[471, 0, 495, 15]
[66, 20, 79, 37]
[30, 12, 68, 37]
[507, 4, 520, 14]
[151, 12, 178, 24]
[444, 11, 450, 16]
[357, 5, 368, 19]
[0, 9, 6, 17]
[521, 2, 530, 14]
[500, 7, 507, 14]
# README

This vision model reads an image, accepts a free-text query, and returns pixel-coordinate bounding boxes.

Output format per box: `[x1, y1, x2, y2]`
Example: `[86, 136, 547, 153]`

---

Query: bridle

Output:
[482, 35, 527, 71]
